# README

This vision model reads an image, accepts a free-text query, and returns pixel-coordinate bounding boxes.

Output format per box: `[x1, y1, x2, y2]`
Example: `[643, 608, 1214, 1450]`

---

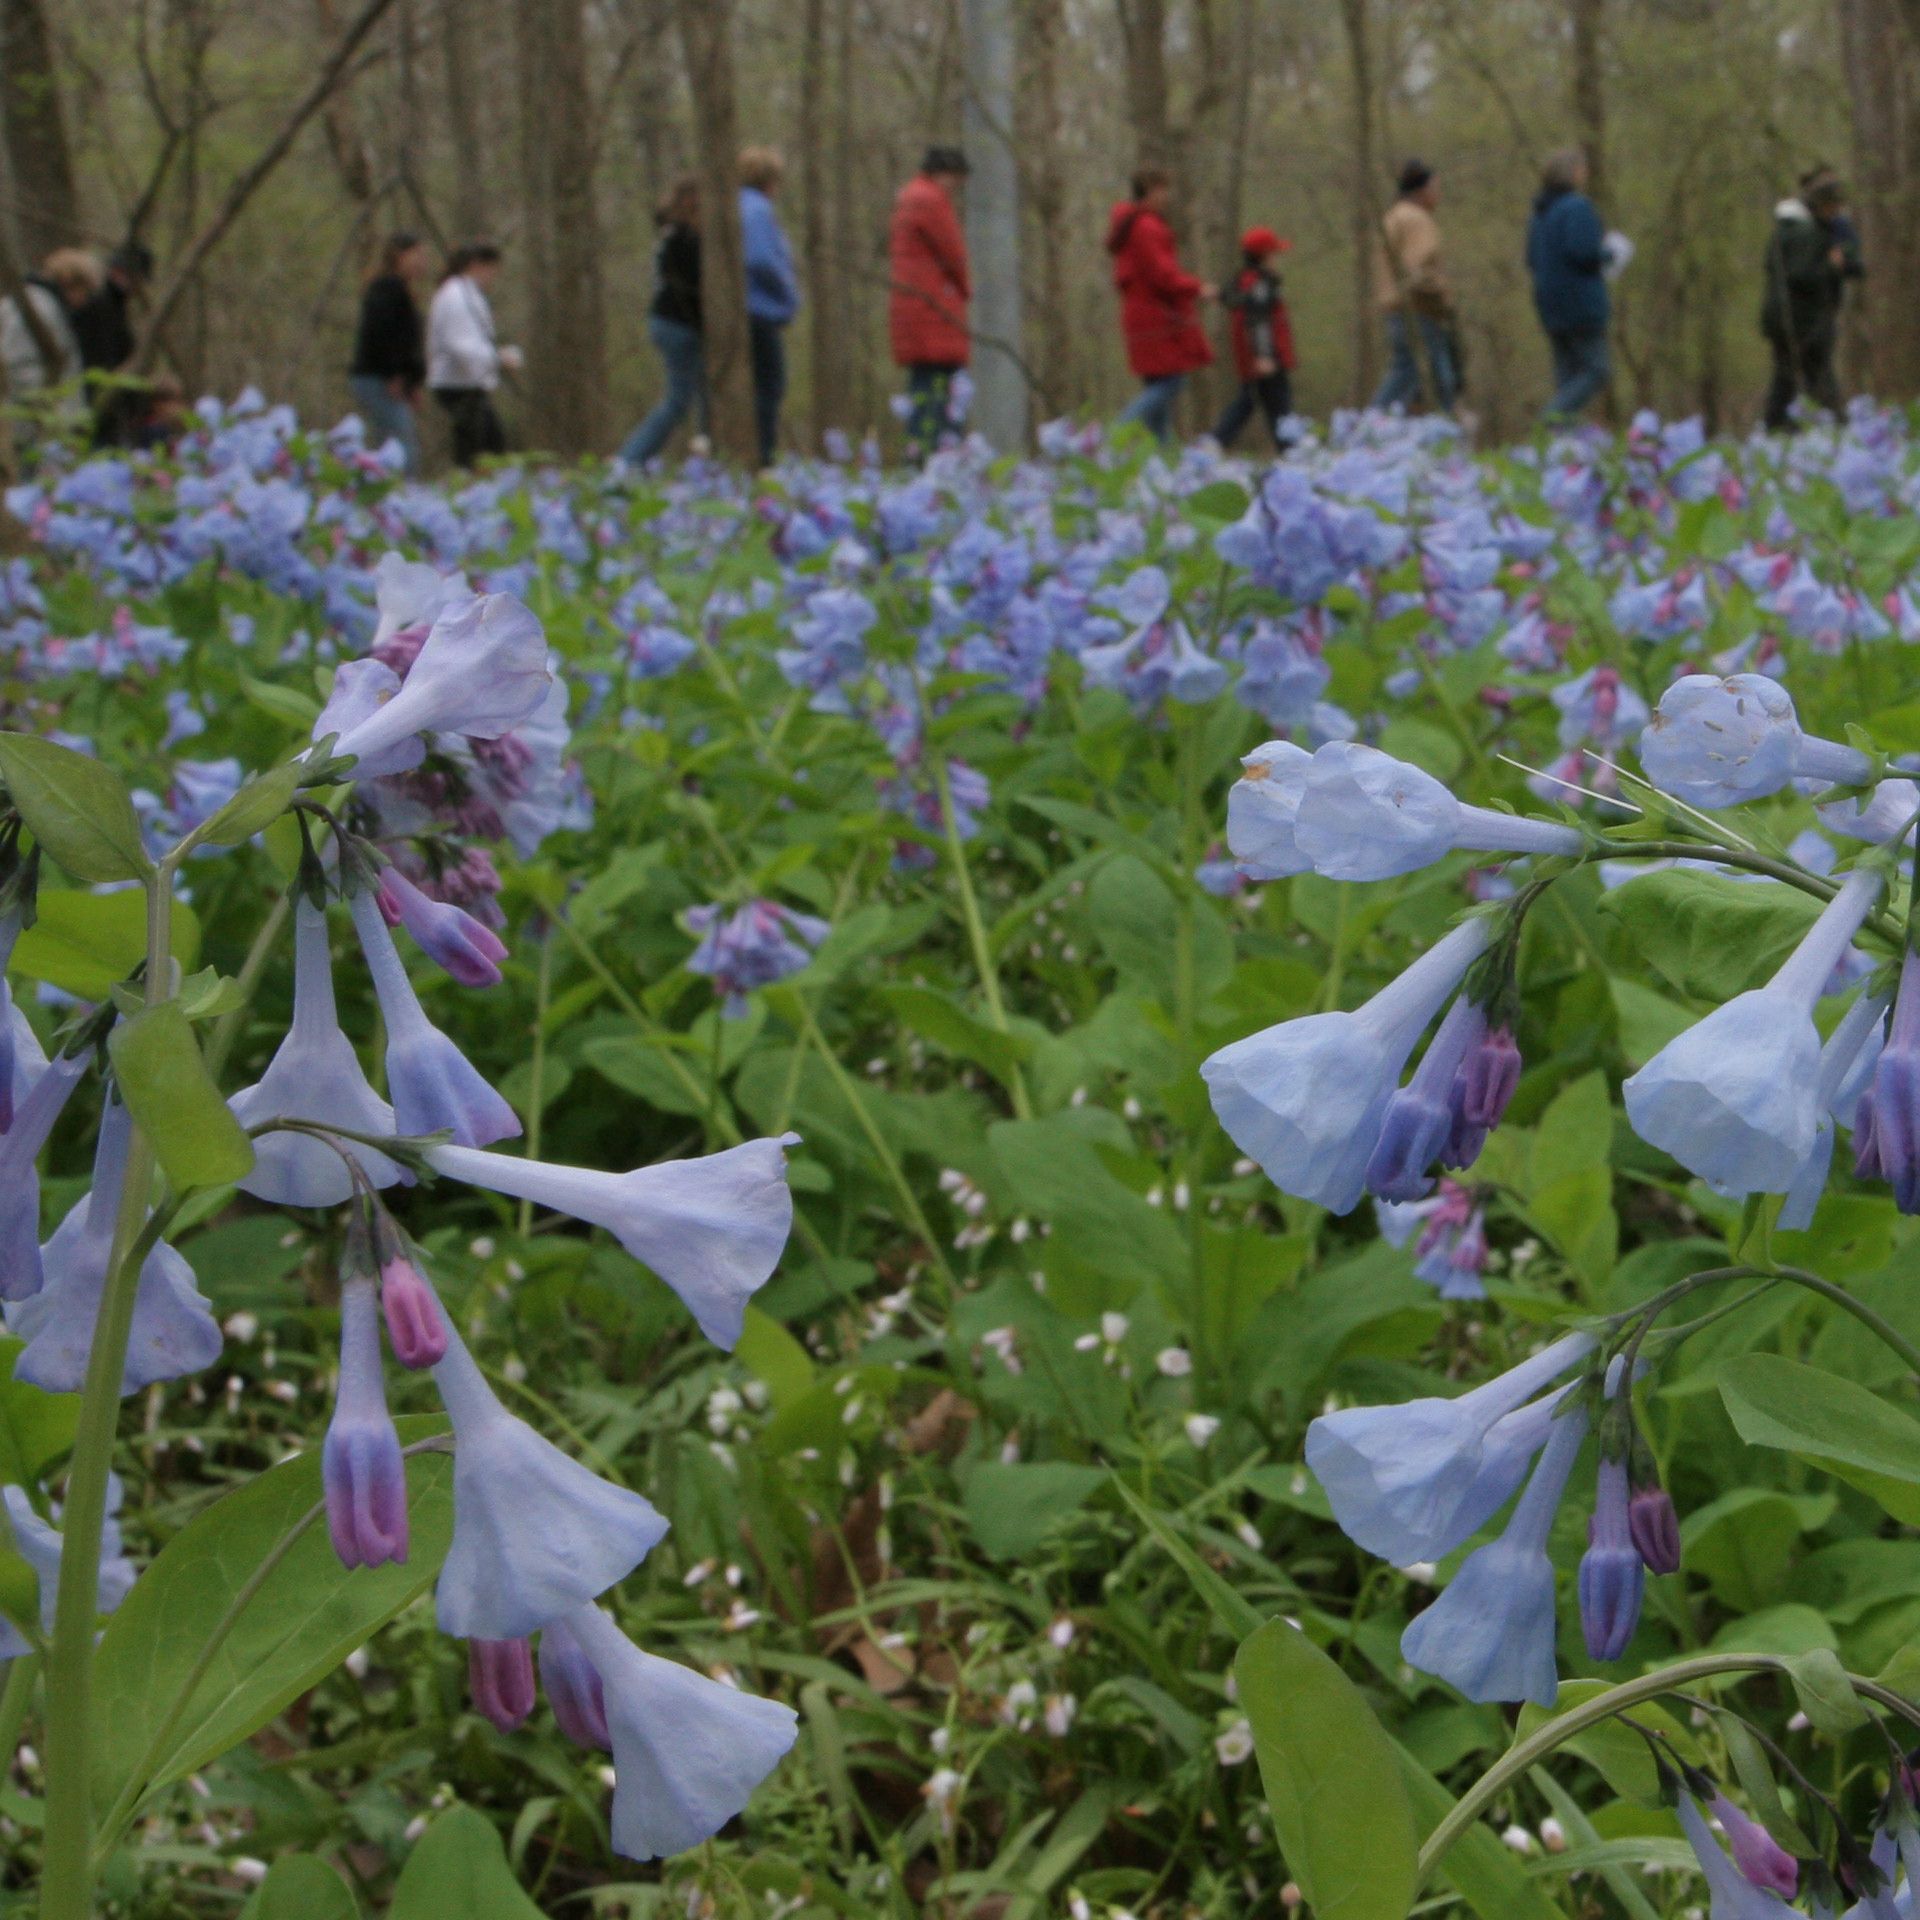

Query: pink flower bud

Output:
[380, 1256, 448, 1369]
[1627, 1484, 1681, 1574]
[468, 1637, 536, 1733]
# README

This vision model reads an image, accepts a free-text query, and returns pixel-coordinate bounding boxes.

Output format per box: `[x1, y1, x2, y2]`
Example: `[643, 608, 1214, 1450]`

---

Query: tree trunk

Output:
[515, 0, 609, 456]
[0, 0, 79, 263]
[675, 0, 755, 462]
[1568, 0, 1607, 211]
[1023, 0, 1073, 415]
[314, 0, 376, 203]
[799, 0, 847, 443]
[1339, 0, 1380, 401]
[1841, 0, 1920, 399]
[441, 0, 488, 238]
[962, 0, 1026, 450]
[1117, 0, 1170, 172]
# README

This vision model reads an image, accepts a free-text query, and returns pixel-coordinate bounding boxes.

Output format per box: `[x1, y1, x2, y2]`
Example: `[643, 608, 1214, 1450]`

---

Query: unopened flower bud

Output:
[380, 1256, 448, 1369]
[1628, 1483, 1682, 1574]
[468, 1637, 536, 1733]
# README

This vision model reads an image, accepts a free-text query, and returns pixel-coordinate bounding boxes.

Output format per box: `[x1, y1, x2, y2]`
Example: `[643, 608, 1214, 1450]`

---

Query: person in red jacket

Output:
[889, 145, 973, 459]
[1213, 226, 1298, 454]
[1107, 167, 1215, 443]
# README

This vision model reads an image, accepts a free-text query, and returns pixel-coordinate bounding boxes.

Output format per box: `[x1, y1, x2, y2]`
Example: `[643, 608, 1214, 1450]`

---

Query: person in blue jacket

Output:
[1525, 148, 1610, 423]
[738, 146, 800, 467]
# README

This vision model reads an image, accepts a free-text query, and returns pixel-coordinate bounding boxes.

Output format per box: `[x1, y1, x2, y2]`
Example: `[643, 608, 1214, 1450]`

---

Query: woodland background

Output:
[3, 0, 1919, 457]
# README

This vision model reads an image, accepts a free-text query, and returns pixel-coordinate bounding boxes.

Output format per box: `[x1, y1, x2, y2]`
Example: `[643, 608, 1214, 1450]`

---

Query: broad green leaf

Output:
[239, 673, 322, 729]
[239, 1856, 360, 1920]
[963, 1460, 1106, 1561]
[389, 1805, 542, 1919]
[1718, 1352, 1920, 1524]
[1781, 1645, 1870, 1735]
[1597, 869, 1820, 1001]
[879, 983, 1035, 1091]
[1187, 479, 1251, 522]
[1237, 1618, 1418, 1920]
[736, 1304, 812, 1409]
[1516, 1682, 1692, 1806]
[90, 1417, 452, 1820]
[11, 889, 200, 1000]
[183, 757, 305, 852]
[1396, 1749, 1581, 1920]
[1721, 1715, 1814, 1855]
[108, 1002, 255, 1189]
[1609, 977, 1695, 1064]
[0, 733, 152, 883]
[0, 1336, 78, 1484]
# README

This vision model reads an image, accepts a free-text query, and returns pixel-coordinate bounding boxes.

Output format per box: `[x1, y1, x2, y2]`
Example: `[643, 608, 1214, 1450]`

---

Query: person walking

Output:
[1526, 148, 1611, 424]
[1106, 168, 1214, 443]
[1372, 160, 1457, 414]
[427, 242, 521, 469]
[1, 248, 101, 444]
[349, 232, 429, 474]
[1212, 226, 1297, 453]
[738, 147, 800, 467]
[619, 176, 707, 467]
[71, 240, 151, 375]
[888, 145, 972, 460]
[1760, 166, 1862, 432]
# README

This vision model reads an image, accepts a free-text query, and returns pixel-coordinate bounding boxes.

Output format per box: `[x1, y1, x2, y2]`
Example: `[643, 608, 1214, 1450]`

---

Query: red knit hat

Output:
[1241, 226, 1290, 258]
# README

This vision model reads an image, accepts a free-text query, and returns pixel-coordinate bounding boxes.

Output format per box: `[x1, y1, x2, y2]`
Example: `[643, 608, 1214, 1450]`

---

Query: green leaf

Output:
[735, 1304, 812, 1410]
[389, 1805, 542, 1919]
[963, 1460, 1107, 1561]
[0, 733, 152, 883]
[1609, 977, 1696, 1064]
[1515, 1682, 1697, 1806]
[11, 889, 200, 1000]
[1721, 1715, 1814, 1855]
[89, 1418, 452, 1820]
[1187, 480, 1251, 522]
[108, 1002, 255, 1190]
[1236, 1618, 1418, 1920]
[0, 1335, 78, 1484]
[0, 1543, 38, 1639]
[184, 757, 305, 853]
[1397, 1749, 1565, 1920]
[879, 983, 1035, 1092]
[239, 1856, 360, 1920]
[1718, 1352, 1920, 1524]
[239, 673, 322, 729]
[1596, 869, 1820, 1001]
[1111, 1476, 1262, 1640]
[1780, 1645, 1870, 1735]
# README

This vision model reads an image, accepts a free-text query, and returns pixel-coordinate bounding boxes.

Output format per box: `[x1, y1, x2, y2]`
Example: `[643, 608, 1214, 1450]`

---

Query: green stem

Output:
[933, 757, 1031, 1121]
[1775, 1264, 1920, 1378]
[40, 871, 176, 1920]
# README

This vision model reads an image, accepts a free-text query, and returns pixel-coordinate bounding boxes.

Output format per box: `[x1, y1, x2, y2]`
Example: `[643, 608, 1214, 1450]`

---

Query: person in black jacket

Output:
[1760, 167, 1862, 432]
[619, 177, 707, 467]
[349, 232, 430, 473]
[71, 240, 150, 373]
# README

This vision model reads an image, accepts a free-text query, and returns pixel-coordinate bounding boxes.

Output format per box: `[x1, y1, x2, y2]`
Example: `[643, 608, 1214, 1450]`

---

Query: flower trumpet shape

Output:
[1399, 1401, 1590, 1705]
[1576, 1455, 1644, 1660]
[432, 1331, 668, 1641]
[229, 898, 404, 1206]
[328, 593, 552, 772]
[323, 1276, 409, 1569]
[0, 1050, 90, 1301]
[1203, 918, 1490, 1213]
[1676, 1795, 1800, 1915]
[1291, 742, 1584, 882]
[562, 1603, 799, 1861]
[1366, 996, 1488, 1201]
[10, 1099, 221, 1396]
[1778, 987, 1889, 1231]
[427, 1134, 799, 1350]
[1624, 868, 1883, 1197]
[1304, 1330, 1596, 1565]
[347, 889, 519, 1148]
[1225, 740, 1313, 880]
[539, 1614, 611, 1749]
[1637, 672, 1870, 809]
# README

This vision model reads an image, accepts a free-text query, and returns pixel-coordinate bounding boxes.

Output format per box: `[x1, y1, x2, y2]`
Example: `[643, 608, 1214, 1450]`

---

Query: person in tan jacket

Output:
[1372, 159, 1458, 414]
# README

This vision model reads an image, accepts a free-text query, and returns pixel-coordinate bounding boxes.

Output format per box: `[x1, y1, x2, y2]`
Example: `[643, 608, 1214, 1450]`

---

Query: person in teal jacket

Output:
[738, 145, 800, 468]
[1525, 148, 1610, 424]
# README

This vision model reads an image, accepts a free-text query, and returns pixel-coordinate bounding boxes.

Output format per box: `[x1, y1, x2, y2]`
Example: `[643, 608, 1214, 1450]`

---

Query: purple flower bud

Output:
[322, 1279, 409, 1570]
[1366, 998, 1486, 1202]
[468, 1636, 536, 1733]
[685, 900, 830, 1018]
[1456, 1025, 1521, 1130]
[1628, 1483, 1682, 1574]
[1871, 952, 1920, 1213]
[1707, 1791, 1799, 1898]
[1576, 1456, 1644, 1661]
[540, 1615, 611, 1750]
[380, 1255, 447, 1369]
[377, 867, 508, 989]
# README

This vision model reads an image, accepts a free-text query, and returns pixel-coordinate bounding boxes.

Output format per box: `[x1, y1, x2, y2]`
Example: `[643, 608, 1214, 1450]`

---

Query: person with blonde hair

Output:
[1, 248, 102, 442]
[738, 145, 799, 466]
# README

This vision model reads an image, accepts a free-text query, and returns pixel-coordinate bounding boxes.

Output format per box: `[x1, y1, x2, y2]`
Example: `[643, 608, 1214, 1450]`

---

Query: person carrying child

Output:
[1212, 226, 1297, 452]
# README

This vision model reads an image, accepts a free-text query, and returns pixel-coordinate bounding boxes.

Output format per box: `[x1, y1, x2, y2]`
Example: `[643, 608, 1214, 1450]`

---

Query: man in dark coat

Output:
[1525, 148, 1610, 423]
[1761, 167, 1863, 432]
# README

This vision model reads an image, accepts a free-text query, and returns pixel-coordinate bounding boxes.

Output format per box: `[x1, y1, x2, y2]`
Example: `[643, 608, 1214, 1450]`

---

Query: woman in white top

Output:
[2, 248, 103, 446]
[426, 242, 522, 467]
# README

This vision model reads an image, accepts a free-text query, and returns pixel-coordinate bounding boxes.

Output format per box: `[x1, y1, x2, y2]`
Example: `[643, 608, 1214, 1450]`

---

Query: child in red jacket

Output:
[1213, 227, 1298, 454]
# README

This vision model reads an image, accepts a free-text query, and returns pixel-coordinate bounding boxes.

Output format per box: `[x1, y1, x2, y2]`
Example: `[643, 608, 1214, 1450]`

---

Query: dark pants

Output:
[1763, 325, 1840, 431]
[903, 362, 962, 459]
[1214, 369, 1295, 452]
[749, 317, 786, 467]
[1543, 327, 1610, 422]
[433, 387, 505, 468]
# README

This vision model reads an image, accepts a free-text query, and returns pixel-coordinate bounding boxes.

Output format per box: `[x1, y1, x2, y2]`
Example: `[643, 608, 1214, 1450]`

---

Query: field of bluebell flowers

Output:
[10, 397, 1920, 1917]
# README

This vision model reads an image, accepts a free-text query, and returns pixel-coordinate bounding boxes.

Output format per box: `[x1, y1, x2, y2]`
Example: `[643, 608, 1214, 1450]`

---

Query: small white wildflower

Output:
[1100, 1311, 1130, 1344]
[1539, 1816, 1567, 1854]
[1185, 1414, 1222, 1449]
[223, 1311, 259, 1343]
[1236, 1520, 1262, 1551]
[1048, 1614, 1076, 1649]
[1500, 1823, 1535, 1855]
[1156, 1346, 1192, 1378]
[1214, 1719, 1255, 1766]
[1044, 1693, 1077, 1737]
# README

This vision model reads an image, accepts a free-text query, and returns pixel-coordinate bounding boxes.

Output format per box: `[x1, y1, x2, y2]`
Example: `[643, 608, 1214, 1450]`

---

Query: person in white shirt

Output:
[2, 248, 102, 447]
[426, 242, 522, 467]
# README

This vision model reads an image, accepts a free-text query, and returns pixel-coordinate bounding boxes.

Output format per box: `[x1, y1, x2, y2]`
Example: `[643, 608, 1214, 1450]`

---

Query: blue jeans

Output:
[1545, 327, 1610, 421]
[1118, 373, 1184, 442]
[903, 363, 960, 459]
[749, 317, 786, 466]
[1373, 312, 1457, 413]
[349, 374, 422, 473]
[620, 316, 706, 465]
